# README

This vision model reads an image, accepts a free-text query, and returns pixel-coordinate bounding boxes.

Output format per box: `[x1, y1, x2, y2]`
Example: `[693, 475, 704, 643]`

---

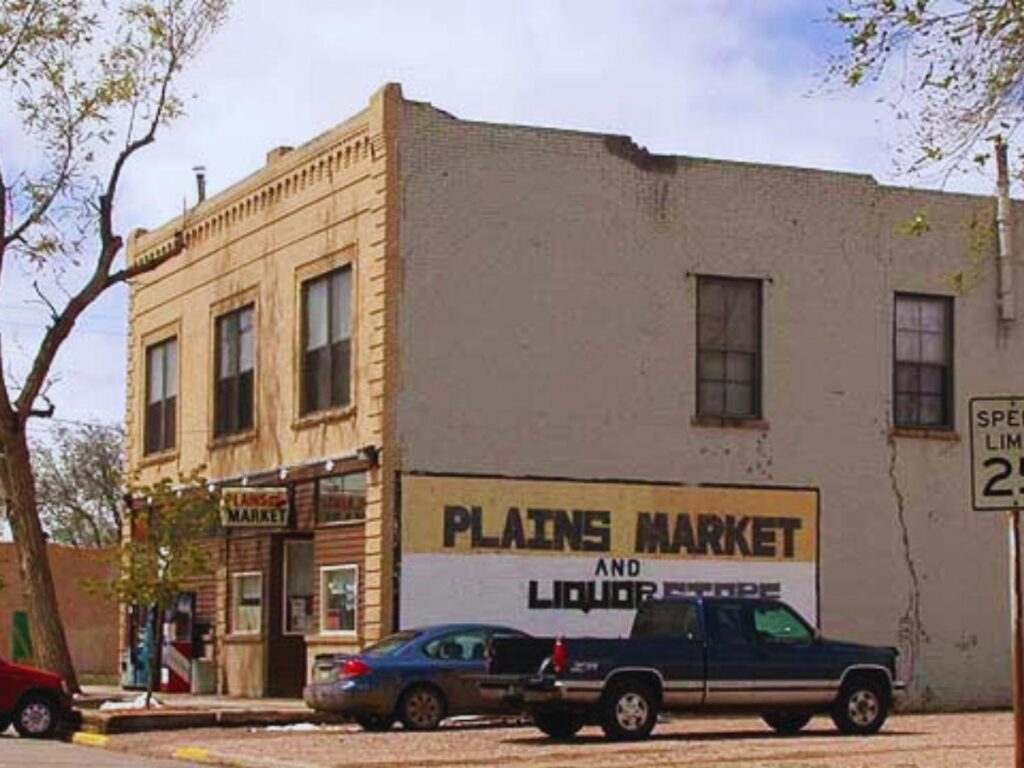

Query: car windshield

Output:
[361, 631, 421, 657]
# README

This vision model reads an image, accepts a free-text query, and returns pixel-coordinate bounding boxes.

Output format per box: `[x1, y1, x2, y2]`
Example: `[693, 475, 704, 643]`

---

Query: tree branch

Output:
[0, 0, 45, 74]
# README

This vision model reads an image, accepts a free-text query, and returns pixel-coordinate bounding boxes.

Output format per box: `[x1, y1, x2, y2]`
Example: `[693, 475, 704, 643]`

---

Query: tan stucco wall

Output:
[125, 86, 401, 655]
[394, 100, 1024, 710]
[0, 544, 118, 675]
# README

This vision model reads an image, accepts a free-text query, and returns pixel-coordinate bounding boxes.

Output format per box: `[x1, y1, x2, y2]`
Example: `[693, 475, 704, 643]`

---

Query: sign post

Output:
[969, 396, 1024, 768]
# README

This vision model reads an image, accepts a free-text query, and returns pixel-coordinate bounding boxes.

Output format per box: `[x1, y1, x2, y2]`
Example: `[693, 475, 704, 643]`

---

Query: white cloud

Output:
[0, 0, 996, 430]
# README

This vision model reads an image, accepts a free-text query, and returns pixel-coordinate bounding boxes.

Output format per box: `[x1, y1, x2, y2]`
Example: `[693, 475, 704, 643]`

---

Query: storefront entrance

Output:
[267, 536, 314, 697]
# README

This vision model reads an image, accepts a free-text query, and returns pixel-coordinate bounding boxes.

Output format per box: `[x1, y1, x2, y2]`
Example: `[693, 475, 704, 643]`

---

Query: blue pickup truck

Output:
[481, 597, 902, 741]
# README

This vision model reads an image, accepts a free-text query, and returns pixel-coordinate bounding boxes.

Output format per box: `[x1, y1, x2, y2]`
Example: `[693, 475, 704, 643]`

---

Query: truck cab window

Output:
[632, 601, 701, 640]
[752, 604, 813, 644]
[708, 603, 753, 645]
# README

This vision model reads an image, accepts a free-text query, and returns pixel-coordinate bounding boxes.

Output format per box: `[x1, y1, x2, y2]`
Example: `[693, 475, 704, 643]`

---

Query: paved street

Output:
[0, 734, 203, 768]
[83, 711, 1014, 768]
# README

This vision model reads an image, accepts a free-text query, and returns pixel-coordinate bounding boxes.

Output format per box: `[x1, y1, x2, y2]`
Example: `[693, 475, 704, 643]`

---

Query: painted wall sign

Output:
[220, 487, 290, 527]
[399, 474, 819, 635]
[970, 396, 1024, 511]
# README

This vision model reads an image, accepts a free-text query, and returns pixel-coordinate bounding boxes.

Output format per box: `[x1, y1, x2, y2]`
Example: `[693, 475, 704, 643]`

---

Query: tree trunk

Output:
[0, 418, 80, 692]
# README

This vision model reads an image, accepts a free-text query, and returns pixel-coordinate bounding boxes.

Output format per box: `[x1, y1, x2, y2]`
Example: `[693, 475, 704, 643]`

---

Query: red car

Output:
[0, 657, 72, 738]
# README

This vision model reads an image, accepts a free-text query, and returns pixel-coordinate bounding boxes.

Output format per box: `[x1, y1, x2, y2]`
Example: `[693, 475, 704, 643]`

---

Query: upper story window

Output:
[214, 305, 255, 438]
[301, 267, 352, 415]
[144, 337, 177, 455]
[697, 276, 761, 419]
[894, 293, 953, 429]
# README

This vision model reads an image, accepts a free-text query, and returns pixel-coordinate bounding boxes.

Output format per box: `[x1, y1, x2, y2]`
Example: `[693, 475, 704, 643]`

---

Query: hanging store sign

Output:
[399, 473, 819, 636]
[220, 487, 290, 527]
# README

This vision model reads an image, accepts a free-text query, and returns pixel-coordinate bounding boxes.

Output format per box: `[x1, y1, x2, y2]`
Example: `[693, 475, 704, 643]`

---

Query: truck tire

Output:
[830, 676, 889, 735]
[398, 685, 446, 731]
[0, 715, 11, 734]
[600, 680, 658, 741]
[532, 709, 585, 739]
[762, 712, 812, 734]
[13, 693, 59, 738]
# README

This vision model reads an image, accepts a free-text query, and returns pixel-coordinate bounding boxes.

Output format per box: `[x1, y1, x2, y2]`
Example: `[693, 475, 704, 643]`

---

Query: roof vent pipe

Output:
[193, 165, 207, 204]
[995, 137, 1016, 322]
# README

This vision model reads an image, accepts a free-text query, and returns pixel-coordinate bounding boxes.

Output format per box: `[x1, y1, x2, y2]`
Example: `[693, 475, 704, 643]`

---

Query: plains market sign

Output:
[220, 487, 290, 528]
[399, 474, 819, 636]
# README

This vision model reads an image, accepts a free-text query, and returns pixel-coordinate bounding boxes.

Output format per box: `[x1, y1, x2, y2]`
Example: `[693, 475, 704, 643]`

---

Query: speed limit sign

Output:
[970, 396, 1024, 511]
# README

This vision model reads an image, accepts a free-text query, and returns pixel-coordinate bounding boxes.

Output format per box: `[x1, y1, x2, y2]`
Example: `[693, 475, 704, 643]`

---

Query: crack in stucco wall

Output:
[886, 428, 928, 698]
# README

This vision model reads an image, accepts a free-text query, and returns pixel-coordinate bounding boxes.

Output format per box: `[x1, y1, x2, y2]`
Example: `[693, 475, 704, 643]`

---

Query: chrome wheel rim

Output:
[20, 702, 53, 734]
[406, 690, 441, 728]
[848, 689, 879, 727]
[615, 692, 649, 732]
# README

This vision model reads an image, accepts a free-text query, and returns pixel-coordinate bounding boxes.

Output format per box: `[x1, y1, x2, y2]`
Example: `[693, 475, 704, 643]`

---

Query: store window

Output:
[231, 572, 262, 635]
[316, 473, 366, 525]
[301, 266, 352, 415]
[214, 304, 255, 438]
[320, 565, 357, 634]
[284, 541, 314, 635]
[144, 337, 177, 454]
[894, 293, 953, 428]
[697, 276, 761, 418]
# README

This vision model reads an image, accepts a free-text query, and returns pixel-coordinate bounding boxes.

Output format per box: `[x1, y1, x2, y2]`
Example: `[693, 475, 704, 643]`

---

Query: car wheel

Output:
[762, 712, 813, 735]
[355, 714, 394, 732]
[531, 709, 585, 739]
[13, 694, 58, 739]
[831, 677, 889, 735]
[398, 685, 446, 731]
[600, 680, 658, 741]
[0, 715, 11, 734]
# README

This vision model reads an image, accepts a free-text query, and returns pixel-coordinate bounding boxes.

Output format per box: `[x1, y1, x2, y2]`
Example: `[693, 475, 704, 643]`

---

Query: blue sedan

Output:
[303, 623, 529, 731]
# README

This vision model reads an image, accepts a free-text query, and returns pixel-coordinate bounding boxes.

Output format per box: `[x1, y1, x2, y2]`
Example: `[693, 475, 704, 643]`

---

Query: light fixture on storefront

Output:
[279, 468, 288, 480]
[324, 459, 335, 472]
[357, 445, 379, 467]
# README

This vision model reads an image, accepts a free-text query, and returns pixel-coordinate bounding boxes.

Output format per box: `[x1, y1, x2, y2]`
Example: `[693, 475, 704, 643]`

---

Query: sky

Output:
[0, 0, 997, 440]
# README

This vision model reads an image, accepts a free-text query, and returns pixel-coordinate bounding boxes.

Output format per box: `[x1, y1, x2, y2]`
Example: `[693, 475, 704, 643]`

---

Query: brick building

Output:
[126, 84, 1023, 707]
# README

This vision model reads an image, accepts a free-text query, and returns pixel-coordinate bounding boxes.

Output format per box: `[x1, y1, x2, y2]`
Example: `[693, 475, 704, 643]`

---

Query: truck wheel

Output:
[13, 694, 58, 739]
[0, 715, 11, 734]
[830, 677, 889, 735]
[762, 712, 812, 734]
[356, 714, 394, 731]
[398, 685, 446, 731]
[532, 709, 584, 739]
[600, 680, 658, 741]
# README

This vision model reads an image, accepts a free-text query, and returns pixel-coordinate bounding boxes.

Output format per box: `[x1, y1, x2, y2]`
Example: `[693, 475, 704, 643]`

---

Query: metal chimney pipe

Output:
[995, 138, 1016, 322]
[193, 165, 207, 204]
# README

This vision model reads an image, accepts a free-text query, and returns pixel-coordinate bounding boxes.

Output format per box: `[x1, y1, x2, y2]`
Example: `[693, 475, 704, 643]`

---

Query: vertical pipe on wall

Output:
[995, 137, 1016, 322]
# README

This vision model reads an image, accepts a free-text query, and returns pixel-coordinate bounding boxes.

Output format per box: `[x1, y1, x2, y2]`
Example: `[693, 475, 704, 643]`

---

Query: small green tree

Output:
[96, 470, 219, 706]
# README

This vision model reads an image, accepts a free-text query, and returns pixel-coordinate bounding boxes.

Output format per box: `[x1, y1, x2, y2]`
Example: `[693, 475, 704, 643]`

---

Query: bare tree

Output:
[32, 423, 123, 547]
[0, 0, 229, 691]
[830, 1, 1024, 175]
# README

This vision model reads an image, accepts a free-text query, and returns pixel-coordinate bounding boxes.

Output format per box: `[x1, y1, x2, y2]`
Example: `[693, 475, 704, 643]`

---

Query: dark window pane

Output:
[238, 370, 254, 431]
[144, 338, 177, 454]
[895, 363, 918, 394]
[699, 382, 725, 415]
[700, 350, 725, 381]
[710, 604, 750, 646]
[893, 294, 953, 428]
[725, 382, 753, 416]
[301, 267, 353, 416]
[164, 395, 176, 449]
[697, 277, 760, 418]
[895, 393, 917, 426]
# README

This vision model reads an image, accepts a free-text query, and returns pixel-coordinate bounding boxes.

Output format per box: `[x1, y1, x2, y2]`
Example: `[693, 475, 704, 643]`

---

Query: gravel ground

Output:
[95, 711, 1015, 768]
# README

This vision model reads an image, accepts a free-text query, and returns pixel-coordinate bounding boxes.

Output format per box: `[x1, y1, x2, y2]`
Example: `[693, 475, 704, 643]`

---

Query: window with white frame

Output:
[231, 572, 263, 634]
[320, 565, 357, 634]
